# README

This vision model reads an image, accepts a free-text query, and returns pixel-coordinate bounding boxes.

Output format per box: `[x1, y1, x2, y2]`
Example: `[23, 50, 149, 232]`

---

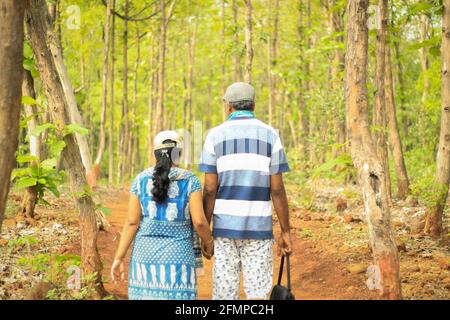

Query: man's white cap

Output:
[154, 130, 182, 150]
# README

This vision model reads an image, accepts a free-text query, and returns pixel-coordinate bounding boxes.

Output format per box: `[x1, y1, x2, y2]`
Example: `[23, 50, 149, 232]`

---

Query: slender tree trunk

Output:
[154, 0, 168, 135]
[45, 5, 96, 187]
[345, 0, 401, 299]
[418, 14, 430, 147]
[268, 0, 279, 126]
[297, 0, 307, 160]
[26, 0, 105, 298]
[148, 37, 156, 165]
[95, 0, 112, 170]
[108, 0, 116, 184]
[329, 0, 346, 158]
[20, 70, 41, 219]
[0, 0, 27, 230]
[130, 24, 141, 178]
[372, 0, 391, 204]
[393, 40, 408, 140]
[221, 0, 227, 121]
[232, 0, 241, 81]
[424, 0, 450, 237]
[385, 33, 409, 199]
[244, 0, 253, 83]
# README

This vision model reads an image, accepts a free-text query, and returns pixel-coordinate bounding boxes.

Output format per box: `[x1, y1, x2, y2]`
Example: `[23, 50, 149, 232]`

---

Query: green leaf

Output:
[16, 155, 38, 164]
[49, 140, 66, 157]
[22, 96, 37, 106]
[40, 158, 57, 169]
[23, 41, 34, 60]
[30, 123, 55, 137]
[15, 177, 38, 189]
[64, 123, 89, 136]
[11, 168, 30, 180]
[98, 206, 112, 216]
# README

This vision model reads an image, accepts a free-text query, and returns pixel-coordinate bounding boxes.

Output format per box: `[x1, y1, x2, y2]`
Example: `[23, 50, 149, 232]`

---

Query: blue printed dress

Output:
[128, 167, 202, 300]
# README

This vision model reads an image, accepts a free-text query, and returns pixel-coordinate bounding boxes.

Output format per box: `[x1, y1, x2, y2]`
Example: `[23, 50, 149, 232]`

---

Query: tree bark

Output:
[0, 0, 27, 230]
[372, 0, 391, 204]
[20, 70, 41, 219]
[297, 0, 307, 160]
[418, 14, 430, 147]
[108, 0, 116, 184]
[232, 0, 241, 81]
[26, 0, 105, 298]
[385, 34, 409, 199]
[95, 0, 112, 169]
[267, 0, 279, 126]
[345, 0, 401, 299]
[424, 0, 450, 237]
[244, 0, 253, 83]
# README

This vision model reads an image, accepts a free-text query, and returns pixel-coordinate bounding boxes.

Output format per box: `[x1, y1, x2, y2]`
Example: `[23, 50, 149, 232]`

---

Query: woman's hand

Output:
[201, 238, 214, 260]
[111, 258, 125, 284]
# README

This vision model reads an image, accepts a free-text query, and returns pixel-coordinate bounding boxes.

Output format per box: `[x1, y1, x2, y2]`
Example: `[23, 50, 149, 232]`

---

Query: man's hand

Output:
[277, 231, 292, 256]
[201, 238, 214, 259]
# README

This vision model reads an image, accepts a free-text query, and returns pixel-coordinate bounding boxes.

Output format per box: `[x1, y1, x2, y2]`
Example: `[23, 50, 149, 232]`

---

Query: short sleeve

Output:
[188, 175, 202, 197]
[130, 174, 141, 196]
[270, 136, 290, 175]
[198, 132, 217, 173]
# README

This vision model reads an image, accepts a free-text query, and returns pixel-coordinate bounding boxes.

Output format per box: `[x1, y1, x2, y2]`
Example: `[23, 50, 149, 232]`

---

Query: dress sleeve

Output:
[188, 174, 202, 197]
[130, 174, 141, 197]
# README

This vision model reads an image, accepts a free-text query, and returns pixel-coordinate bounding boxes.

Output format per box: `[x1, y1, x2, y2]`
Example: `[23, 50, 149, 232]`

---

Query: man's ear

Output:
[227, 103, 233, 113]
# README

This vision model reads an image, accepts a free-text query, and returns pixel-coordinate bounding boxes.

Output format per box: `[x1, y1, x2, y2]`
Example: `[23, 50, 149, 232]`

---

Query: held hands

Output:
[277, 231, 293, 256]
[201, 238, 214, 260]
[111, 258, 125, 284]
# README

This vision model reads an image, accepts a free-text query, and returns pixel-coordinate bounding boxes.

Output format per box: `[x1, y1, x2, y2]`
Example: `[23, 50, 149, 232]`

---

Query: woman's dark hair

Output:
[152, 139, 181, 203]
[229, 100, 255, 111]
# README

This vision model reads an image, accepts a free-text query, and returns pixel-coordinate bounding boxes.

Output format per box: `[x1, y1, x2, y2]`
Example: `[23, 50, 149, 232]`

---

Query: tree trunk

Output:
[393, 40, 408, 140]
[372, 0, 391, 204]
[232, 0, 241, 81]
[26, 0, 105, 298]
[297, 0, 307, 160]
[424, 0, 450, 237]
[20, 70, 41, 219]
[345, 0, 401, 299]
[45, 5, 96, 187]
[95, 0, 112, 169]
[244, 0, 253, 83]
[221, 0, 227, 121]
[0, 0, 27, 230]
[385, 34, 409, 199]
[268, 0, 279, 126]
[148, 37, 156, 165]
[130, 24, 141, 178]
[154, 0, 168, 135]
[108, 0, 116, 184]
[418, 14, 430, 147]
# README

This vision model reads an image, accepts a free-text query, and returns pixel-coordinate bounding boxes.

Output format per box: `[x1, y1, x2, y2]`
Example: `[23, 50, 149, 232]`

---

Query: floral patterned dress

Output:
[128, 167, 202, 300]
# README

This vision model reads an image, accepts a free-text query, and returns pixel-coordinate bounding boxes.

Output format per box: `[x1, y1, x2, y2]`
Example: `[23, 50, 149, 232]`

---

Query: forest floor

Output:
[0, 179, 449, 300]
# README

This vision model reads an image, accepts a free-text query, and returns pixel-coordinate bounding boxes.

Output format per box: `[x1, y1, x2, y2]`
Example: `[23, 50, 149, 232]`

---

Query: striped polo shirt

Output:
[198, 111, 289, 240]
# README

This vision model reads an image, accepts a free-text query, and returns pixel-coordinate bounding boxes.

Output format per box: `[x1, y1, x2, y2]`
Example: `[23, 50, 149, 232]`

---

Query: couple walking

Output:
[111, 82, 292, 300]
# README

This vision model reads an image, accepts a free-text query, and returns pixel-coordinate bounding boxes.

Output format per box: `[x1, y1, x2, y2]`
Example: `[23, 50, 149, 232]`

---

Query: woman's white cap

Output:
[154, 130, 182, 150]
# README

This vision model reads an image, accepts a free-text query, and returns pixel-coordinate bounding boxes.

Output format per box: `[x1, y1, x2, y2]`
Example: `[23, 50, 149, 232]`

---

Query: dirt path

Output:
[98, 190, 377, 300]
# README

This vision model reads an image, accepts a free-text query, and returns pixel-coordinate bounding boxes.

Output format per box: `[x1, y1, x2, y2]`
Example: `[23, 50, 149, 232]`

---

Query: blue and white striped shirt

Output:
[199, 111, 289, 240]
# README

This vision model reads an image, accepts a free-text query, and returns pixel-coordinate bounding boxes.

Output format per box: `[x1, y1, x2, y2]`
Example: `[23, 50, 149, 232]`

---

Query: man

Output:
[199, 82, 292, 300]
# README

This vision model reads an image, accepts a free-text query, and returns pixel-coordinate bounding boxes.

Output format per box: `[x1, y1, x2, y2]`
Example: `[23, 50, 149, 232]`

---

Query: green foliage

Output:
[311, 153, 355, 182]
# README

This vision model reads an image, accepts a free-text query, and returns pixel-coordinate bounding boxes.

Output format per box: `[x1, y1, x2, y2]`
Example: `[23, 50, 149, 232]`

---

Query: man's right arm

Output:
[203, 173, 218, 225]
[270, 173, 292, 255]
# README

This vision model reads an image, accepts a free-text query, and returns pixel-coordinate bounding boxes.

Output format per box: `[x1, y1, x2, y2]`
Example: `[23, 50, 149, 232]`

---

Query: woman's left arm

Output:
[111, 194, 141, 282]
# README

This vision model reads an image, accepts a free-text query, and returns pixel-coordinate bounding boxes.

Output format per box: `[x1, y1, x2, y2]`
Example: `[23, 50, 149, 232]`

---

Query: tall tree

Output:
[95, 0, 113, 170]
[418, 13, 431, 146]
[153, 0, 176, 135]
[385, 13, 409, 199]
[297, 0, 307, 160]
[108, 0, 116, 184]
[244, 0, 253, 83]
[424, 0, 450, 236]
[372, 0, 391, 203]
[26, 0, 105, 298]
[345, 0, 401, 299]
[232, 0, 241, 81]
[0, 0, 27, 230]
[19, 70, 41, 219]
[267, 0, 279, 125]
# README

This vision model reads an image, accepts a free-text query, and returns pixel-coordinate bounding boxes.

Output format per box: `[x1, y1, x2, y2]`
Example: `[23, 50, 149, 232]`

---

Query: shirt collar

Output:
[228, 110, 256, 120]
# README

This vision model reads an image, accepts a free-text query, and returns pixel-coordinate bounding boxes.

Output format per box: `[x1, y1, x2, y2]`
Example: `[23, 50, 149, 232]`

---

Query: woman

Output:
[111, 130, 214, 300]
